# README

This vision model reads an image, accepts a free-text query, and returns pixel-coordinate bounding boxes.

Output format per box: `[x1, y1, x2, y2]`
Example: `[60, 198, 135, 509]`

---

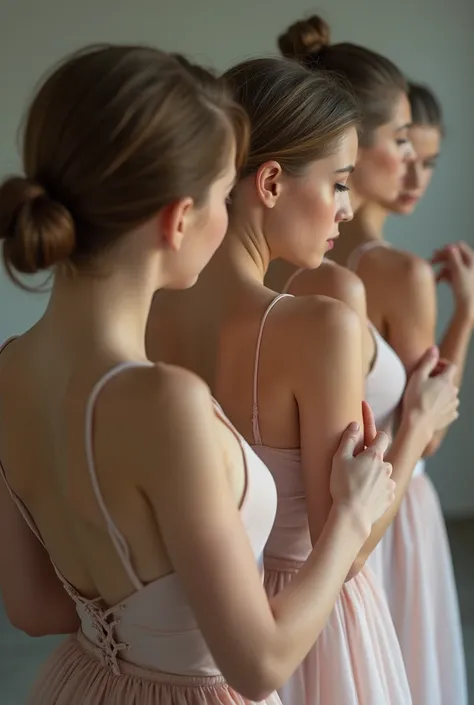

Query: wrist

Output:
[329, 501, 371, 548]
[399, 408, 433, 449]
[454, 302, 474, 327]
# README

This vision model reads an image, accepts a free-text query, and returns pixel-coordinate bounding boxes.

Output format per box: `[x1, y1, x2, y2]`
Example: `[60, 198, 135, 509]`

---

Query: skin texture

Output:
[0, 128, 394, 701]
[149, 123, 400, 585]
[331, 115, 471, 457]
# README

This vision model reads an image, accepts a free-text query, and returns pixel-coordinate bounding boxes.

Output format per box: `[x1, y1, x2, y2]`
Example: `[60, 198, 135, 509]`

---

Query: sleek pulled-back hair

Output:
[278, 16, 407, 145]
[224, 57, 359, 179]
[408, 82, 444, 135]
[0, 44, 249, 284]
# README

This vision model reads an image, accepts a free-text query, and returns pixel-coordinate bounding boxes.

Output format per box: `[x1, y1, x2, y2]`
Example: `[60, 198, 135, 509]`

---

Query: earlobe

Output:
[255, 160, 283, 209]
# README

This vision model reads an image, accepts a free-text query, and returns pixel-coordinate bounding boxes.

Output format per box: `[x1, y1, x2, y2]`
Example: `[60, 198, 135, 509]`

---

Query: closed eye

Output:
[335, 183, 350, 193]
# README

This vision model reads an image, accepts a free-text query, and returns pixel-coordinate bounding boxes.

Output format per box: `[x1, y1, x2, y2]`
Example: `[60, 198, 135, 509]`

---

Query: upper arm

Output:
[139, 370, 276, 697]
[364, 253, 436, 373]
[290, 265, 374, 374]
[0, 475, 78, 635]
[292, 299, 364, 545]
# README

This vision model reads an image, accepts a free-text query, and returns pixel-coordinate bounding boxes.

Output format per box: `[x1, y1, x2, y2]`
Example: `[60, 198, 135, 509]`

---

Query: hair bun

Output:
[0, 176, 75, 275]
[278, 15, 331, 59]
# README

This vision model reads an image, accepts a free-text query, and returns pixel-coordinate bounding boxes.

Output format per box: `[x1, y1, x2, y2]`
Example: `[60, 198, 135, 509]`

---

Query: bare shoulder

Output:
[359, 246, 434, 291]
[293, 262, 367, 318]
[102, 362, 213, 428]
[275, 294, 361, 359]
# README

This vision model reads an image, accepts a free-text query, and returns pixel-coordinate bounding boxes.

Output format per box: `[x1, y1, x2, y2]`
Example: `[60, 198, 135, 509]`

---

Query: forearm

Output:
[439, 307, 473, 385]
[425, 309, 474, 455]
[357, 416, 428, 560]
[267, 504, 366, 683]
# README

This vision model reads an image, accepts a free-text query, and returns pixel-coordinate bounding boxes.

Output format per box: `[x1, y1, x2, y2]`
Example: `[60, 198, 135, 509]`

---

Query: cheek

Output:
[371, 146, 403, 178]
[419, 170, 434, 196]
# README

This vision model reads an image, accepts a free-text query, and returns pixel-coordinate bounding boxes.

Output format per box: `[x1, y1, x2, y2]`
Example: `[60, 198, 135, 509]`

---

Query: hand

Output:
[330, 423, 394, 537]
[431, 242, 474, 321]
[402, 347, 459, 437]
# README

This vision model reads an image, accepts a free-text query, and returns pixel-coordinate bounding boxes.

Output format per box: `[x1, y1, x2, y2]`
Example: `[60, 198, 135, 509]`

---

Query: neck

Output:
[43, 256, 159, 363]
[210, 215, 270, 289]
[332, 201, 390, 266]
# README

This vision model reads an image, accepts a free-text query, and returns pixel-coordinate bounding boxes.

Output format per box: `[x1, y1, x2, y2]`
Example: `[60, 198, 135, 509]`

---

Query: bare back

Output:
[149, 261, 365, 545]
[0, 329, 246, 607]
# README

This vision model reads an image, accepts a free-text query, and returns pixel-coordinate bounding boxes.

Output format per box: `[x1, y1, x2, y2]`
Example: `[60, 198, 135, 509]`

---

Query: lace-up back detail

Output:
[0, 347, 277, 680]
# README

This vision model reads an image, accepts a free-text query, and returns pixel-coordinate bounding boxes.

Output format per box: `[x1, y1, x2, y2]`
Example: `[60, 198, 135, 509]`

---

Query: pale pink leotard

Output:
[0, 339, 281, 705]
[250, 295, 412, 705]
[348, 241, 468, 705]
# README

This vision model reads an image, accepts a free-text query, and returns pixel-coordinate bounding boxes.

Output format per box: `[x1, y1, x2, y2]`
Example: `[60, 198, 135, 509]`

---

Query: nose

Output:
[404, 159, 422, 191]
[403, 138, 416, 163]
[337, 192, 354, 223]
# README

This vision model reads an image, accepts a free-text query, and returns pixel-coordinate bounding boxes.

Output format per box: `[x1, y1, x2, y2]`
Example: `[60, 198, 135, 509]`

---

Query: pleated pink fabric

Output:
[252, 296, 412, 705]
[0, 353, 281, 705]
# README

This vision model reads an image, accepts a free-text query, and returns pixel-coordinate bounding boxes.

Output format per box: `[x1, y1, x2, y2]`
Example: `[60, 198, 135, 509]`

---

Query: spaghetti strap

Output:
[346, 239, 391, 272]
[282, 268, 303, 293]
[85, 361, 153, 592]
[252, 294, 292, 445]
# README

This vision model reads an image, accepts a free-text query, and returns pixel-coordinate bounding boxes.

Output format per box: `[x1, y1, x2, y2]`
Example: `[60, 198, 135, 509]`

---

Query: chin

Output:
[391, 202, 416, 216]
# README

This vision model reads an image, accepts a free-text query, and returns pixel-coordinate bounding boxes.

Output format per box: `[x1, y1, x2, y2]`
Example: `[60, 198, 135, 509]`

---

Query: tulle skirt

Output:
[368, 472, 468, 705]
[264, 558, 411, 705]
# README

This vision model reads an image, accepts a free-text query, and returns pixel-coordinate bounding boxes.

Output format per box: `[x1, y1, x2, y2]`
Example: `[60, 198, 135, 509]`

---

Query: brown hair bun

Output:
[0, 176, 75, 275]
[278, 15, 331, 59]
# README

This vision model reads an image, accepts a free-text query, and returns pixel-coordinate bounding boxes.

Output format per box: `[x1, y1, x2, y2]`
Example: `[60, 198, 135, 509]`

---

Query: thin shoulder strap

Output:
[0, 337, 48, 547]
[85, 361, 154, 592]
[282, 268, 303, 293]
[346, 240, 391, 272]
[252, 294, 292, 445]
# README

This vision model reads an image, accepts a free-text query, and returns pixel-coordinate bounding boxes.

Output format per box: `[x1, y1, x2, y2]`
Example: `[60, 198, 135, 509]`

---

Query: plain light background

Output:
[0, 0, 473, 515]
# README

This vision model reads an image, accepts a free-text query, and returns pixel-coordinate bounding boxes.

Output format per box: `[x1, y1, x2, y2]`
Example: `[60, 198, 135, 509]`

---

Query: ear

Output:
[255, 161, 283, 208]
[160, 197, 194, 252]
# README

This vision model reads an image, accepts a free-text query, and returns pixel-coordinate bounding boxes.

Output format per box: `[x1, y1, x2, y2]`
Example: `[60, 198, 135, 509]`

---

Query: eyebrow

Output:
[396, 122, 412, 132]
[335, 165, 355, 174]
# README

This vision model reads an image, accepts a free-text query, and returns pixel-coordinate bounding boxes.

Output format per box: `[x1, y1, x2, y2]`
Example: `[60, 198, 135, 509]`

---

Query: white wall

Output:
[1, 0, 473, 514]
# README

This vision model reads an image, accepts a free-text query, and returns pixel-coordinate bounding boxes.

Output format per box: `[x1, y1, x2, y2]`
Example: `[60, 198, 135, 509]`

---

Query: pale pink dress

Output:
[0, 346, 281, 705]
[252, 295, 412, 705]
[348, 241, 468, 705]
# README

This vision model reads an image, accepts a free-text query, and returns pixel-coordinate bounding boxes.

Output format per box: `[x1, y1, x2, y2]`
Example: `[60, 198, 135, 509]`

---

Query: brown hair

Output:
[0, 45, 248, 284]
[278, 16, 407, 145]
[224, 57, 358, 179]
[408, 82, 444, 135]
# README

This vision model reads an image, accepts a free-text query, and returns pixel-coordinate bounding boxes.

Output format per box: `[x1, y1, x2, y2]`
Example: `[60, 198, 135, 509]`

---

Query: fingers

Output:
[336, 422, 362, 459]
[455, 241, 474, 266]
[366, 430, 389, 457]
[436, 360, 457, 384]
[362, 400, 377, 448]
[412, 346, 440, 379]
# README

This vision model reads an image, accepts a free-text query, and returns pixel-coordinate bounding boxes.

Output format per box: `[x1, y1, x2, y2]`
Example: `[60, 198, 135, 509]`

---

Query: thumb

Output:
[446, 245, 463, 270]
[335, 422, 361, 460]
[412, 346, 440, 380]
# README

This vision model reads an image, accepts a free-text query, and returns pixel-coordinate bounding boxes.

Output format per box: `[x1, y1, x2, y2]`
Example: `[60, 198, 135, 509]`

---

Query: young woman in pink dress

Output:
[148, 57, 459, 705]
[0, 45, 403, 705]
[275, 17, 470, 702]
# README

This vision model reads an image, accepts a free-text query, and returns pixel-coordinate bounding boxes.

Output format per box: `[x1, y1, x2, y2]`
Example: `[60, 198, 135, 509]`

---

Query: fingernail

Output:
[350, 422, 360, 432]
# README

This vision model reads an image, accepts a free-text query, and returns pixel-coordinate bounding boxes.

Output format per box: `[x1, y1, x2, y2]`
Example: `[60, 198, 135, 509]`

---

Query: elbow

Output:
[7, 605, 78, 638]
[8, 610, 48, 638]
[226, 655, 283, 701]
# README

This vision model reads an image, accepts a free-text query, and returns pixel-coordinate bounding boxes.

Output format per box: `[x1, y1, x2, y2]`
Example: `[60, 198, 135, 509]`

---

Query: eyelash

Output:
[396, 138, 409, 146]
[335, 183, 350, 193]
